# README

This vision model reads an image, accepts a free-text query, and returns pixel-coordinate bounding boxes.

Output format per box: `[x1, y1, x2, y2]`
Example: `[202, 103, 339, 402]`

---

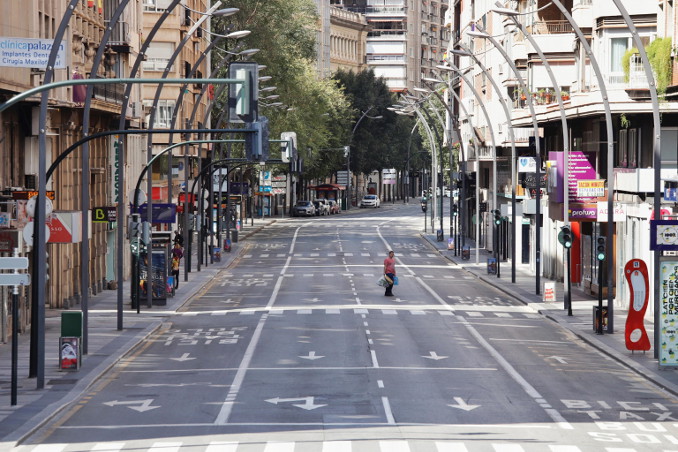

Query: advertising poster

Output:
[660, 261, 678, 366]
[60, 337, 80, 370]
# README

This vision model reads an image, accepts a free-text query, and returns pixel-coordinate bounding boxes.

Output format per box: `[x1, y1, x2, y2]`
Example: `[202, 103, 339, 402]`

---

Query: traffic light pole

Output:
[566, 247, 572, 316]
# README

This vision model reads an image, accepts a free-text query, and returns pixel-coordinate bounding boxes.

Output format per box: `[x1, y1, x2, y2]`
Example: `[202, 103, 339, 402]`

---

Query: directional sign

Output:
[422, 351, 448, 360]
[170, 353, 195, 362]
[103, 399, 160, 412]
[0, 257, 28, 270]
[299, 351, 324, 360]
[265, 396, 326, 410]
[447, 397, 480, 411]
[0, 274, 30, 286]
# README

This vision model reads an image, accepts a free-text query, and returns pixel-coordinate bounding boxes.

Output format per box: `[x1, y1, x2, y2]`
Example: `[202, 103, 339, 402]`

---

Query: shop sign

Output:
[659, 261, 678, 366]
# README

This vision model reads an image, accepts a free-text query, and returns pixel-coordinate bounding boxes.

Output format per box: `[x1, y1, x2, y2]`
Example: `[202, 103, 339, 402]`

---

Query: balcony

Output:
[107, 21, 131, 52]
[613, 168, 654, 193]
[364, 6, 407, 18]
[529, 20, 573, 35]
[367, 30, 407, 40]
[92, 79, 124, 105]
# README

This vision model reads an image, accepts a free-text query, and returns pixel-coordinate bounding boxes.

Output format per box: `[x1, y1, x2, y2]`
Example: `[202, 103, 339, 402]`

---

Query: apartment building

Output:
[0, 0, 214, 335]
[449, 0, 676, 311]
[331, 0, 449, 92]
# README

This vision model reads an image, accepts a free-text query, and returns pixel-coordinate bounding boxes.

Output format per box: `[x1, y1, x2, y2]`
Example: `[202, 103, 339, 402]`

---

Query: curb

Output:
[7, 322, 162, 448]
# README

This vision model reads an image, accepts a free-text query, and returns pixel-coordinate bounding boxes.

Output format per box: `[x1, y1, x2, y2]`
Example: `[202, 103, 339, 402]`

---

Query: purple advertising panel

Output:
[550, 151, 598, 204]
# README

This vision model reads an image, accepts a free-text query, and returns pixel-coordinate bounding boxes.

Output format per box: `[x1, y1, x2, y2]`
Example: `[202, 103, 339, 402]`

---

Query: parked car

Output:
[313, 199, 330, 216]
[327, 200, 340, 214]
[360, 194, 381, 208]
[443, 187, 451, 197]
[292, 200, 315, 217]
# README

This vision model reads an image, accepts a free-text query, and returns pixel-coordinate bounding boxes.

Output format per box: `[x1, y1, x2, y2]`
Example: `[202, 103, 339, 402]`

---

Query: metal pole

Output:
[473, 25, 543, 294]
[612, 0, 660, 338]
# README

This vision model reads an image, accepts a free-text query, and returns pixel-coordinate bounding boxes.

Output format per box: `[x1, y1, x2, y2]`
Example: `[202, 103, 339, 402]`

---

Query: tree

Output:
[211, 0, 351, 173]
[332, 69, 420, 179]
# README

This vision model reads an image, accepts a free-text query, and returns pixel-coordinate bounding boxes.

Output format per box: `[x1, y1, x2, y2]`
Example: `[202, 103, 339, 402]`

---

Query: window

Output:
[143, 42, 175, 72]
[617, 127, 639, 168]
[609, 37, 628, 84]
[144, 100, 176, 128]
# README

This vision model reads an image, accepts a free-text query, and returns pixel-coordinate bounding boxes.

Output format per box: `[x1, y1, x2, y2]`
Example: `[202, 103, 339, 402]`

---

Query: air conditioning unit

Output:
[131, 101, 144, 118]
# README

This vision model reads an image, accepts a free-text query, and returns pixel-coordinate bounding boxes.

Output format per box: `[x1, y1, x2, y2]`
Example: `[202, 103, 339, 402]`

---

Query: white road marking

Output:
[148, 442, 182, 452]
[548, 447, 581, 452]
[467, 312, 484, 317]
[381, 396, 396, 425]
[371, 350, 379, 368]
[322, 441, 352, 452]
[92, 443, 124, 451]
[495, 312, 512, 318]
[30, 446, 67, 452]
[410, 310, 426, 315]
[264, 442, 295, 452]
[492, 445, 525, 452]
[297, 309, 312, 314]
[205, 442, 238, 452]
[379, 440, 408, 451]
[436, 443, 468, 452]
[326, 309, 340, 314]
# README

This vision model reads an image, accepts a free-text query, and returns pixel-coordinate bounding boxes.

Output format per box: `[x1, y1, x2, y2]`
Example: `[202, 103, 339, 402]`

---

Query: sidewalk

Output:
[0, 221, 274, 449]
[421, 232, 678, 397]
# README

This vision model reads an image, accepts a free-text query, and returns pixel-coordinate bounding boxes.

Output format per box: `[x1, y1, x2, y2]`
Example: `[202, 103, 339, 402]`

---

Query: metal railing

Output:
[531, 20, 573, 34]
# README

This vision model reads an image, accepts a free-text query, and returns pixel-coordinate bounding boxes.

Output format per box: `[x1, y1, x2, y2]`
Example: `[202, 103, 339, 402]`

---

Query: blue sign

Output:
[131, 203, 177, 224]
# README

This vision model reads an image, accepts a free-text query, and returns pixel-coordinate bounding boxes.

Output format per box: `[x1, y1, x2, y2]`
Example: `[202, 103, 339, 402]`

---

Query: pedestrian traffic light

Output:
[452, 204, 458, 216]
[492, 209, 501, 225]
[559, 225, 572, 249]
[129, 213, 141, 239]
[596, 236, 606, 261]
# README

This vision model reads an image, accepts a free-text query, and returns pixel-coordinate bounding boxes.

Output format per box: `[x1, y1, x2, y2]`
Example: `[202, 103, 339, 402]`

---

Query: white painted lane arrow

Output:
[170, 353, 195, 362]
[265, 396, 327, 410]
[423, 351, 448, 360]
[299, 351, 324, 360]
[447, 397, 480, 411]
[103, 399, 160, 412]
[548, 356, 568, 364]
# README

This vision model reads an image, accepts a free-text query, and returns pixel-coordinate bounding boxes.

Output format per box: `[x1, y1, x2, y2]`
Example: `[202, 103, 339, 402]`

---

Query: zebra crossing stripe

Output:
[149, 442, 182, 452]
[322, 441, 352, 452]
[92, 444, 124, 452]
[492, 444, 526, 452]
[379, 440, 410, 452]
[435, 442, 468, 451]
[31, 446, 67, 452]
[205, 442, 238, 452]
[264, 442, 295, 452]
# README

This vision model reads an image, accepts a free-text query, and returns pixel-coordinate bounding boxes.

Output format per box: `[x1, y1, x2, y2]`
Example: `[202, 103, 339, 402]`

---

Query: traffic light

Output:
[452, 204, 458, 216]
[45, 251, 49, 282]
[228, 61, 259, 123]
[246, 116, 270, 162]
[281, 131, 297, 163]
[559, 225, 572, 249]
[494, 210, 501, 225]
[596, 236, 606, 261]
[129, 213, 141, 239]
[141, 221, 151, 248]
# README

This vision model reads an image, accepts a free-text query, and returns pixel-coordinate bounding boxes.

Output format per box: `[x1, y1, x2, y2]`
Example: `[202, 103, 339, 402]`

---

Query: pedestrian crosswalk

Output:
[20, 440, 662, 452]
[241, 252, 440, 259]
[179, 308, 538, 319]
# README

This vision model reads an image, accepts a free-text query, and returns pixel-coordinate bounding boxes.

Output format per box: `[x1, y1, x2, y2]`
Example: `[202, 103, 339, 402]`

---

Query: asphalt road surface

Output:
[17, 203, 678, 451]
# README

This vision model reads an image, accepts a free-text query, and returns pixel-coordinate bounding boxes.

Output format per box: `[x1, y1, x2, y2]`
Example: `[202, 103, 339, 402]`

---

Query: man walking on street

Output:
[383, 250, 396, 297]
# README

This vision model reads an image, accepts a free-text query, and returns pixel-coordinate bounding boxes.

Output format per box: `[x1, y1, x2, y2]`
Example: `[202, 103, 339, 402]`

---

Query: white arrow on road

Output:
[548, 356, 568, 364]
[170, 353, 195, 362]
[299, 351, 324, 360]
[447, 397, 480, 411]
[422, 351, 448, 360]
[103, 399, 160, 412]
[265, 396, 327, 410]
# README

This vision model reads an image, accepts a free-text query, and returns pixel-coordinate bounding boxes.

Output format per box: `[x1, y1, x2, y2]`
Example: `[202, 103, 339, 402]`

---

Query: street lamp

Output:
[347, 108, 382, 210]
[466, 25, 544, 295]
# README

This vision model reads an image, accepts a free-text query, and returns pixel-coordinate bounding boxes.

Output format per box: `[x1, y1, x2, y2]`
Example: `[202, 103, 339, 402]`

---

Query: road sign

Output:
[0, 257, 28, 270]
[0, 273, 30, 286]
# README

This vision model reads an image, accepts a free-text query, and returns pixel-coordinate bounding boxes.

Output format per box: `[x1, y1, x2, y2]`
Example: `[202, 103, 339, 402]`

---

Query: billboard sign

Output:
[0, 37, 67, 69]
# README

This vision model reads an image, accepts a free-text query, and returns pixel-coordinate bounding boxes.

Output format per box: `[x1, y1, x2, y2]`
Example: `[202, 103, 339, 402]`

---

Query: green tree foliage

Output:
[622, 38, 673, 95]
[332, 69, 421, 177]
[211, 0, 351, 175]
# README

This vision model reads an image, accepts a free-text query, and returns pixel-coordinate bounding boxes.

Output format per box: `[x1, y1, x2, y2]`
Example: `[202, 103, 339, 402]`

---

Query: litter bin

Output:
[436, 229, 444, 242]
[461, 246, 470, 260]
[231, 229, 238, 243]
[487, 258, 497, 274]
[211, 246, 221, 262]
